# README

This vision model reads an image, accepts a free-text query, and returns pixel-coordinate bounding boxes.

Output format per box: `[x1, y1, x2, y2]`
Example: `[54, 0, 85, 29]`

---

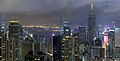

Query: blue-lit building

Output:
[62, 21, 71, 36]
[0, 22, 6, 33]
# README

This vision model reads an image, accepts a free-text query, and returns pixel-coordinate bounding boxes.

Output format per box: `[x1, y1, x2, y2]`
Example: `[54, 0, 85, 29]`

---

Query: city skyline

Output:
[0, 0, 120, 61]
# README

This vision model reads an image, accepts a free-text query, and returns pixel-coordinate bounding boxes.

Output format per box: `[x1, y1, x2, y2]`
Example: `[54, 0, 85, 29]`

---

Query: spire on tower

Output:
[90, 0, 94, 10]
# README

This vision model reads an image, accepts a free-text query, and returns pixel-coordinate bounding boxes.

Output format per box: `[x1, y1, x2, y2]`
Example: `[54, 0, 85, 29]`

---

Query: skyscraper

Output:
[53, 35, 61, 61]
[0, 13, 7, 61]
[58, 21, 73, 61]
[108, 30, 115, 58]
[8, 19, 21, 61]
[87, 0, 96, 45]
[72, 33, 81, 61]
[78, 26, 87, 42]
[61, 36, 72, 61]
[0, 36, 2, 60]
[63, 21, 71, 36]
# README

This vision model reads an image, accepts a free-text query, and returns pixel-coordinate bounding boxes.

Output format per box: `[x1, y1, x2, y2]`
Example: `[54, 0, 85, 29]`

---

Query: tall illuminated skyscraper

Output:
[8, 19, 21, 61]
[60, 21, 72, 61]
[61, 36, 72, 61]
[87, 0, 96, 45]
[0, 13, 7, 61]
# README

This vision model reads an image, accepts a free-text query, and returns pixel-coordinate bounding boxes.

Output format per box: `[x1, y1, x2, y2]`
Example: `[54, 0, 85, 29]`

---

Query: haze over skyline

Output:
[0, 0, 120, 25]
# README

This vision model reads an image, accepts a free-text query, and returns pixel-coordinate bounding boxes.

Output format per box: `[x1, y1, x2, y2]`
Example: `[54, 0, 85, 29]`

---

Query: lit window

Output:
[65, 29, 69, 32]
[38, 58, 40, 60]
[34, 58, 37, 60]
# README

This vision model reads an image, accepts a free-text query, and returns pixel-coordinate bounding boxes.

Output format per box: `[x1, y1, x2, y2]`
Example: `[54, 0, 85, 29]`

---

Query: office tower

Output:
[90, 38, 102, 60]
[87, 0, 96, 45]
[59, 16, 62, 35]
[98, 25, 104, 41]
[20, 25, 25, 40]
[63, 26, 71, 36]
[53, 21, 72, 61]
[0, 16, 7, 61]
[60, 21, 73, 61]
[21, 35, 33, 61]
[108, 30, 115, 58]
[0, 29, 6, 61]
[0, 36, 2, 60]
[8, 19, 21, 61]
[112, 20, 115, 29]
[93, 38, 102, 60]
[0, 22, 6, 33]
[23, 35, 52, 61]
[72, 33, 81, 61]
[53, 33, 80, 61]
[63, 21, 71, 36]
[0, 13, 7, 61]
[21, 41, 32, 60]
[53, 35, 61, 61]
[61, 36, 72, 61]
[78, 26, 87, 42]
[0, 13, 6, 33]
[115, 28, 120, 47]
[1, 33, 7, 61]
[21, 36, 40, 61]
[114, 28, 120, 59]
[25, 51, 46, 61]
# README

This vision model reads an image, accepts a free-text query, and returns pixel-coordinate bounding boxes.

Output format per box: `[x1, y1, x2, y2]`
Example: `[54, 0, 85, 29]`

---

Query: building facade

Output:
[87, 3, 96, 45]
[8, 19, 21, 61]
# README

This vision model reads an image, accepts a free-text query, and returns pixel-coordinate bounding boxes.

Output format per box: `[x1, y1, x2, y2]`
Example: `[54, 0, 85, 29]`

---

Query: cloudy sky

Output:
[0, 0, 120, 25]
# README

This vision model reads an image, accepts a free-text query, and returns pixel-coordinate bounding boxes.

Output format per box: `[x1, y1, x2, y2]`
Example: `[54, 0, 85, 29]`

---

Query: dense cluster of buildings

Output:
[0, 19, 55, 61]
[0, 1, 120, 61]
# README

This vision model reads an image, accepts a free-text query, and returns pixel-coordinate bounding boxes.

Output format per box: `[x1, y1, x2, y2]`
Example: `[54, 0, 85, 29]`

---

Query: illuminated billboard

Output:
[115, 28, 120, 47]
[104, 36, 108, 43]
[103, 31, 108, 44]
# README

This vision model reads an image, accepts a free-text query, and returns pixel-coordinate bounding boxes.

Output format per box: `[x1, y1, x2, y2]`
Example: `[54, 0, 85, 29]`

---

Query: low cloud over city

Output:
[0, 0, 120, 25]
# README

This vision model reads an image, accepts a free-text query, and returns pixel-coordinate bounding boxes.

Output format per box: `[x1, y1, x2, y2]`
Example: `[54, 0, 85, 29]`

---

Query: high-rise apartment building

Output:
[8, 19, 21, 61]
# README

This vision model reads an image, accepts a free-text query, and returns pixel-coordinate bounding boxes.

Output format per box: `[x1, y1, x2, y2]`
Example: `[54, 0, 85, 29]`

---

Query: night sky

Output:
[0, 0, 120, 25]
